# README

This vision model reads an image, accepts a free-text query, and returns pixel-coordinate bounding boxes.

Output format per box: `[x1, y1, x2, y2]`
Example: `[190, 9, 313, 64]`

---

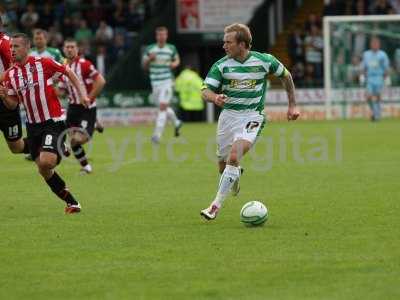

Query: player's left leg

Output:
[166, 104, 182, 137]
[36, 151, 81, 214]
[162, 85, 182, 137]
[152, 102, 168, 144]
[201, 140, 252, 220]
[374, 81, 384, 121]
[217, 159, 243, 195]
[30, 121, 81, 213]
[368, 81, 383, 121]
[67, 106, 95, 174]
[152, 85, 182, 142]
[201, 114, 264, 220]
[70, 130, 92, 174]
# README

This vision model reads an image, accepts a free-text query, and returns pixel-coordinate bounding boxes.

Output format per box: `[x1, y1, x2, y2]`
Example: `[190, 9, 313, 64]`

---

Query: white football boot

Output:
[200, 204, 219, 220]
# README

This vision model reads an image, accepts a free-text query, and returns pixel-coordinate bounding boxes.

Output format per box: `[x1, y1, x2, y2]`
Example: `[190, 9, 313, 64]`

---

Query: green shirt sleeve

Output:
[265, 54, 286, 78]
[203, 62, 222, 92]
[171, 45, 179, 60]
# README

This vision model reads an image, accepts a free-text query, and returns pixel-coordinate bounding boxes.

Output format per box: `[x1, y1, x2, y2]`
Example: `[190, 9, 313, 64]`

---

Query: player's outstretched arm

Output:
[279, 71, 300, 121]
[64, 66, 90, 107]
[202, 88, 227, 107]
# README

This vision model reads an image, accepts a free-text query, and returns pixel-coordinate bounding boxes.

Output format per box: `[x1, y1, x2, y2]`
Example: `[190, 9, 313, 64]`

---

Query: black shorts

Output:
[66, 104, 96, 137]
[26, 120, 67, 162]
[0, 107, 23, 142]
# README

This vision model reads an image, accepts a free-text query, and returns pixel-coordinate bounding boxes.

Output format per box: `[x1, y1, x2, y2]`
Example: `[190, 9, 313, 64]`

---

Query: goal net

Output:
[323, 15, 400, 119]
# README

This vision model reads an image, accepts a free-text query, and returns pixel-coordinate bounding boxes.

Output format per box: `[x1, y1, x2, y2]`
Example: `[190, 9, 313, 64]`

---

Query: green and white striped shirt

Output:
[203, 51, 287, 112]
[143, 43, 179, 87]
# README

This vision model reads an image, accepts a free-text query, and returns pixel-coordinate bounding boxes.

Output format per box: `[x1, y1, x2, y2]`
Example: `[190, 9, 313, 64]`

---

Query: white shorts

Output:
[216, 110, 265, 161]
[152, 84, 173, 104]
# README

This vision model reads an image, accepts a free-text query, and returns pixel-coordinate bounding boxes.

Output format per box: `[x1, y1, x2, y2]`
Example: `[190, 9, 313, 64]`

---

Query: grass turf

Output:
[0, 119, 399, 299]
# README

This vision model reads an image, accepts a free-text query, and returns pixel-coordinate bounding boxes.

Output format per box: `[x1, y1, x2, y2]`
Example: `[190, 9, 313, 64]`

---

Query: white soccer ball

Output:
[240, 201, 268, 226]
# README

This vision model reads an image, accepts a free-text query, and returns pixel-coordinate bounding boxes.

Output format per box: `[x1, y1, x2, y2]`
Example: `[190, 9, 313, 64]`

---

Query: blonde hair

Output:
[224, 23, 252, 49]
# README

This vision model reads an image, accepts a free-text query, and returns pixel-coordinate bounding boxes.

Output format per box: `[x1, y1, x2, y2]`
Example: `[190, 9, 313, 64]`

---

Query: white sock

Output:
[153, 110, 167, 138]
[212, 165, 240, 208]
[166, 107, 179, 127]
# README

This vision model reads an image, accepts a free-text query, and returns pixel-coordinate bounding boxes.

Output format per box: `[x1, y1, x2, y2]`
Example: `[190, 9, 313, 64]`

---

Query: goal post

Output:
[323, 14, 400, 120]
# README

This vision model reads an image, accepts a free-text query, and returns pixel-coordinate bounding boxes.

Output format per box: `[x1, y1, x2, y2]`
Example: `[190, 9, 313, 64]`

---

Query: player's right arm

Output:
[0, 76, 18, 110]
[201, 88, 227, 107]
[142, 47, 156, 71]
[201, 62, 227, 107]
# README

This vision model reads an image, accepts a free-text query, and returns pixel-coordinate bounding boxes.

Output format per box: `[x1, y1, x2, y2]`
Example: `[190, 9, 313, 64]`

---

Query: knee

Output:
[37, 157, 56, 172]
[9, 145, 21, 154]
[71, 134, 88, 146]
[7, 141, 23, 154]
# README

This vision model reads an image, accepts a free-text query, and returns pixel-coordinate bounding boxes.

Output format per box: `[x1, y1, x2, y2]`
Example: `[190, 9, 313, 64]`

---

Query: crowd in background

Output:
[1, 0, 398, 89]
[288, 0, 398, 87]
[1, 0, 157, 75]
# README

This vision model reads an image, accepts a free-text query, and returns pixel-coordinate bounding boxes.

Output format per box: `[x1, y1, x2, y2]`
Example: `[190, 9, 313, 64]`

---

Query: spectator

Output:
[352, 0, 368, 14]
[38, 2, 55, 29]
[291, 62, 305, 87]
[4, 2, 19, 31]
[303, 63, 317, 87]
[288, 28, 305, 65]
[84, 0, 107, 30]
[61, 16, 75, 39]
[95, 21, 114, 45]
[332, 52, 347, 87]
[370, 0, 394, 14]
[20, 3, 39, 32]
[126, 0, 146, 32]
[74, 19, 93, 43]
[347, 55, 363, 86]
[48, 24, 64, 48]
[304, 25, 323, 83]
[111, 0, 127, 29]
[110, 32, 128, 61]
[54, 1, 66, 20]
[393, 48, 400, 84]
[95, 45, 110, 76]
[304, 14, 321, 33]
[3, 1, 151, 81]
[389, 0, 400, 13]
[323, 0, 346, 16]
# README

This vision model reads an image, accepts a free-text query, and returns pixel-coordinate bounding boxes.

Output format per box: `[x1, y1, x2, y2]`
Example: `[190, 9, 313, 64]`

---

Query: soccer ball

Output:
[240, 201, 268, 226]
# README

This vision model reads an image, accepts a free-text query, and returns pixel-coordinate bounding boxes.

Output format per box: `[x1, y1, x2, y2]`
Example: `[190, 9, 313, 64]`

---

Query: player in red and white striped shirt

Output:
[0, 33, 91, 214]
[59, 38, 106, 174]
[0, 17, 30, 155]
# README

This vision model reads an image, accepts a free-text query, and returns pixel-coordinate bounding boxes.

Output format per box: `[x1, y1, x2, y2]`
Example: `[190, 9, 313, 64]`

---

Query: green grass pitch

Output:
[1, 119, 399, 299]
